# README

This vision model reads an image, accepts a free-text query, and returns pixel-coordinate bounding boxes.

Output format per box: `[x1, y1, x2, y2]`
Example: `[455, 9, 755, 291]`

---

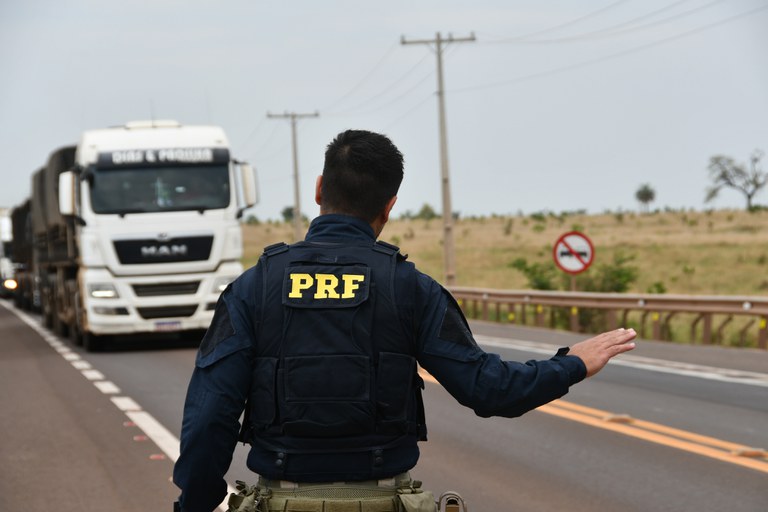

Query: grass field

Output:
[241, 208, 768, 346]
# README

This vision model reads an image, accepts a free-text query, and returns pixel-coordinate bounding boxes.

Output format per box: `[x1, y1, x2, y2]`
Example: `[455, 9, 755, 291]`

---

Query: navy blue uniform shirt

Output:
[173, 214, 587, 512]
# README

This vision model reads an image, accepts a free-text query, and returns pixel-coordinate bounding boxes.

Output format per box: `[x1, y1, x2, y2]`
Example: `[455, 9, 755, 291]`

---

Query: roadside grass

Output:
[241, 208, 768, 346]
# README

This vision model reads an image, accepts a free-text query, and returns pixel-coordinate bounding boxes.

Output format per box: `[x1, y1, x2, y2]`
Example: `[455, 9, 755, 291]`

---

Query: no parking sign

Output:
[553, 231, 594, 275]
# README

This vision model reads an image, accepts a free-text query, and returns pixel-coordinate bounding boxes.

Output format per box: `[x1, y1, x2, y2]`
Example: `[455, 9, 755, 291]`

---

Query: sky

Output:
[1, 0, 767, 221]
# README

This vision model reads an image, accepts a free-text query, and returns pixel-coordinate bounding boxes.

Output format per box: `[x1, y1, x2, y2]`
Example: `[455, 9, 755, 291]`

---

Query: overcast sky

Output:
[2, 0, 767, 221]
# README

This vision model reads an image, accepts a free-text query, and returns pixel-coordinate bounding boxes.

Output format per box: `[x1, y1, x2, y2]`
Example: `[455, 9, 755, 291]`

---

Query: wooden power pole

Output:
[401, 32, 475, 286]
[267, 111, 319, 242]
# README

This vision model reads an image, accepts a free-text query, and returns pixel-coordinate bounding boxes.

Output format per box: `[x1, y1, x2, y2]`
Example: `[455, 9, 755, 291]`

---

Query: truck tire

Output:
[82, 331, 103, 352]
[53, 311, 69, 338]
[69, 319, 83, 346]
[41, 292, 54, 328]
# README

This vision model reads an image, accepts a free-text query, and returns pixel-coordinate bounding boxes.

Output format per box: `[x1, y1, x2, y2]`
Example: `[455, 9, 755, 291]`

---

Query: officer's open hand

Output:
[567, 328, 637, 378]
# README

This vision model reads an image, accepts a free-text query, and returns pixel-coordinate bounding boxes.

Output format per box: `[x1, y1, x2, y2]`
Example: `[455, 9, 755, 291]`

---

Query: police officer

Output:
[173, 129, 637, 512]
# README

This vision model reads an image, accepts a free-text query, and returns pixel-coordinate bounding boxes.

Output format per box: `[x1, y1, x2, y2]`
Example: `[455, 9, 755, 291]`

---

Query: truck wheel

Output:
[82, 332, 103, 352]
[42, 306, 53, 328]
[53, 312, 69, 338]
[69, 320, 83, 346]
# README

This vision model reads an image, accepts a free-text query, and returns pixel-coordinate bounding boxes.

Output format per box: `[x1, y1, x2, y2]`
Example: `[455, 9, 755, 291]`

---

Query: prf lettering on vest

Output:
[288, 273, 366, 299]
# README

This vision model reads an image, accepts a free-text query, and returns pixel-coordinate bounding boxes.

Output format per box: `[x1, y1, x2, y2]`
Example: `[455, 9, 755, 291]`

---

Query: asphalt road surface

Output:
[2, 299, 766, 511]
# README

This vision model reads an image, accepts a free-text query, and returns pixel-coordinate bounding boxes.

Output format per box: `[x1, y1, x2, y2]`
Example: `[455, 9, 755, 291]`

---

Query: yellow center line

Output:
[418, 368, 768, 474]
[548, 400, 756, 453]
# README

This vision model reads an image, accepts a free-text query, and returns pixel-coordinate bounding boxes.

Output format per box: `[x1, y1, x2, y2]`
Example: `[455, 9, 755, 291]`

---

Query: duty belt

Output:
[226, 472, 437, 512]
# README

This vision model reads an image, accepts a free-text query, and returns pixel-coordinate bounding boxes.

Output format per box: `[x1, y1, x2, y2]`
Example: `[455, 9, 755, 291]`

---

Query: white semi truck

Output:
[0, 208, 17, 298]
[26, 120, 257, 350]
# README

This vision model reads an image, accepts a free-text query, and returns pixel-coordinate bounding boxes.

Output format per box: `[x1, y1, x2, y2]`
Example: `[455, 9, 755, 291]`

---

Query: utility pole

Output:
[401, 32, 475, 287]
[267, 111, 319, 242]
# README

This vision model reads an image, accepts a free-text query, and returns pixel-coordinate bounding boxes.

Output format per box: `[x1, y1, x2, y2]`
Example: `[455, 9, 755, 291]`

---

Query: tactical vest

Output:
[240, 239, 427, 479]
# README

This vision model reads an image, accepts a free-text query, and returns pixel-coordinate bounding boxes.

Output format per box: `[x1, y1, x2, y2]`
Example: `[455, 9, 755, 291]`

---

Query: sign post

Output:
[553, 231, 595, 332]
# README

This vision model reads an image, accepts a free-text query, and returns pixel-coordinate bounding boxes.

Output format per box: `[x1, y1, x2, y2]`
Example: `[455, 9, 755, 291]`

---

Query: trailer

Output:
[29, 120, 257, 350]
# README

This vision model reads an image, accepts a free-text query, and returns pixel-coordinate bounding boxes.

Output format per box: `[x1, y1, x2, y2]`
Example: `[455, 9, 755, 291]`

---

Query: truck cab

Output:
[51, 120, 257, 350]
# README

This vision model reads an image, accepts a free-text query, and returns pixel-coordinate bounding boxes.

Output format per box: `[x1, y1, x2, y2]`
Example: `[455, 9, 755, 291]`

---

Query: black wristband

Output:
[555, 346, 570, 356]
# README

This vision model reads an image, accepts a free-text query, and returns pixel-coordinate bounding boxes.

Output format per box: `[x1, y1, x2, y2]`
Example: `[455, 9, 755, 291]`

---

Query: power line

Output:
[236, 116, 267, 153]
[324, 52, 431, 116]
[319, 41, 400, 112]
[496, 0, 724, 45]
[382, 93, 434, 131]
[485, 0, 633, 42]
[451, 5, 768, 95]
[251, 123, 283, 157]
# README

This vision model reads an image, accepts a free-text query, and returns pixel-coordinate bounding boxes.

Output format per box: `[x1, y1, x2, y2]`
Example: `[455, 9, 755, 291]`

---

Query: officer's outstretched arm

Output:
[567, 328, 636, 378]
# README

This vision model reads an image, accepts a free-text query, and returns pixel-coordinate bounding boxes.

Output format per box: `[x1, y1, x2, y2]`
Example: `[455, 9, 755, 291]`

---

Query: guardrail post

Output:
[652, 313, 661, 340]
[759, 316, 767, 349]
[716, 316, 733, 345]
[691, 314, 702, 344]
[481, 294, 489, 321]
[662, 312, 677, 341]
[738, 319, 755, 347]
[506, 304, 516, 324]
[702, 314, 713, 344]
[606, 309, 618, 330]
[570, 307, 579, 332]
[521, 304, 527, 325]
[535, 304, 544, 327]
[640, 311, 649, 339]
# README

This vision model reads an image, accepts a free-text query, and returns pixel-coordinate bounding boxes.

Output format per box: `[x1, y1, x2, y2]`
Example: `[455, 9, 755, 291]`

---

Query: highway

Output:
[1, 299, 766, 511]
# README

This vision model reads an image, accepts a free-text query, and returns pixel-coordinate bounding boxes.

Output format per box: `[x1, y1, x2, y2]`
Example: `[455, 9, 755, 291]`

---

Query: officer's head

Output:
[317, 130, 403, 227]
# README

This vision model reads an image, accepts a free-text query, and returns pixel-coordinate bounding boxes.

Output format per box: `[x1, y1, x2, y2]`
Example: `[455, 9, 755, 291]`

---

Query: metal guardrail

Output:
[448, 287, 768, 349]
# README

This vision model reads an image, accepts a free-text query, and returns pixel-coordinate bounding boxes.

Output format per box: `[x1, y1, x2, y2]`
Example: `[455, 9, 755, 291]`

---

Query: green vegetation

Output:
[242, 208, 768, 346]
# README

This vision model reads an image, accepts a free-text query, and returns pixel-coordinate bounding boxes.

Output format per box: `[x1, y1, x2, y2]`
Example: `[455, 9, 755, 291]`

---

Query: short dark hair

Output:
[321, 130, 404, 222]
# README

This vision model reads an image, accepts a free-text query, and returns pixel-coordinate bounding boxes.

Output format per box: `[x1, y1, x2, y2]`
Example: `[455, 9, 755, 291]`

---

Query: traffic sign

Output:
[553, 231, 594, 274]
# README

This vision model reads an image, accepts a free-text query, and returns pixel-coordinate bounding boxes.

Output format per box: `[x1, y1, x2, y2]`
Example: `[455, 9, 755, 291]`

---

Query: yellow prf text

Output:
[288, 273, 365, 299]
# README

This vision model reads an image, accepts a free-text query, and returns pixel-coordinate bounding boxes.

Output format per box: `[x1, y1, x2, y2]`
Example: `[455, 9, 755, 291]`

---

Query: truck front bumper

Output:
[81, 262, 242, 336]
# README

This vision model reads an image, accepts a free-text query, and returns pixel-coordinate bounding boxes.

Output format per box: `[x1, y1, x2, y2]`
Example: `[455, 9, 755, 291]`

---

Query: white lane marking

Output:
[126, 410, 182, 462]
[1, 299, 236, 512]
[71, 360, 92, 370]
[94, 381, 121, 394]
[82, 369, 106, 381]
[476, 334, 768, 388]
[111, 396, 142, 412]
[63, 352, 81, 361]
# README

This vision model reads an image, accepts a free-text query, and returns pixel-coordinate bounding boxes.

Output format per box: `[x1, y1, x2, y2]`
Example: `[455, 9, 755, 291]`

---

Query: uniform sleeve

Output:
[413, 273, 586, 418]
[173, 267, 259, 512]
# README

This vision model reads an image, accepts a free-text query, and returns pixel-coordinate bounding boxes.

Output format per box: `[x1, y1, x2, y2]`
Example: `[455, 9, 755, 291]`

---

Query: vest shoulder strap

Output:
[262, 242, 289, 257]
[373, 240, 408, 261]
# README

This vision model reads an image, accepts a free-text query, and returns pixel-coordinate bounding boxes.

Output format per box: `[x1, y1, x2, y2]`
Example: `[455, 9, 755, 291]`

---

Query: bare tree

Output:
[635, 184, 655, 213]
[705, 150, 766, 210]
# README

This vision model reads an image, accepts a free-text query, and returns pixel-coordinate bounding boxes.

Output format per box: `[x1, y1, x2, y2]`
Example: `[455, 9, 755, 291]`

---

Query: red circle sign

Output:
[553, 231, 594, 274]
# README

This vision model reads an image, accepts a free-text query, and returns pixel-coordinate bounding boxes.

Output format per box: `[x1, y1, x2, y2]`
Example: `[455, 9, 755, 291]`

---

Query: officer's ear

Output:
[315, 175, 323, 206]
[381, 195, 397, 224]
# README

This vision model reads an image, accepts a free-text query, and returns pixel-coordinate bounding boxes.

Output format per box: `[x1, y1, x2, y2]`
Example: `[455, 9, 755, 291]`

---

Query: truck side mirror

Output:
[59, 171, 76, 216]
[238, 162, 259, 210]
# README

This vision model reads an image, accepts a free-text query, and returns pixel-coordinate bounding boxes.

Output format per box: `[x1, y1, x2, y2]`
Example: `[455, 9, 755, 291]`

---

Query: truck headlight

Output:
[88, 283, 120, 299]
[3, 279, 17, 291]
[212, 276, 236, 294]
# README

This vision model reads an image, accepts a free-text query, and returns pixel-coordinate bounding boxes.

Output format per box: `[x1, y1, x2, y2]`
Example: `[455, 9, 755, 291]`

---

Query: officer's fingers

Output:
[598, 328, 637, 348]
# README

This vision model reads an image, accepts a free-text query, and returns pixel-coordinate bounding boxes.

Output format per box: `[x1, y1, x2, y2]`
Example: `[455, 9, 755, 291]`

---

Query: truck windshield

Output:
[89, 165, 230, 214]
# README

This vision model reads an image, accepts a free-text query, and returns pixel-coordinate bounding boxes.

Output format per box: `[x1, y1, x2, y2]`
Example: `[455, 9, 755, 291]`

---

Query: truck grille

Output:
[136, 305, 198, 319]
[113, 236, 214, 264]
[132, 281, 200, 297]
